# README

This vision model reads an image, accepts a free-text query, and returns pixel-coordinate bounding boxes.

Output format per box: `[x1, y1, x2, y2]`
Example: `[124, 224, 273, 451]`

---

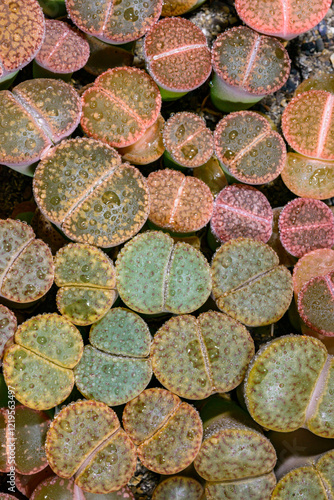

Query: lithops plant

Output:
[54, 243, 117, 326]
[0, 79, 81, 175]
[266, 208, 297, 268]
[0, 0, 45, 87]
[74, 307, 152, 406]
[0, 218, 54, 305]
[15, 467, 53, 498]
[210, 26, 290, 111]
[152, 476, 204, 500]
[193, 156, 228, 197]
[66, 0, 163, 45]
[278, 198, 334, 258]
[0, 495, 19, 499]
[294, 73, 334, 96]
[116, 231, 212, 315]
[151, 311, 254, 400]
[3, 314, 83, 410]
[33, 20, 90, 81]
[163, 112, 214, 169]
[210, 184, 273, 245]
[0, 304, 16, 362]
[194, 397, 277, 499]
[214, 111, 287, 185]
[211, 238, 293, 327]
[46, 400, 137, 493]
[293, 248, 334, 299]
[235, 0, 332, 40]
[123, 388, 203, 474]
[161, 0, 205, 16]
[147, 169, 214, 233]
[143, 17, 212, 100]
[244, 335, 334, 438]
[33, 137, 150, 248]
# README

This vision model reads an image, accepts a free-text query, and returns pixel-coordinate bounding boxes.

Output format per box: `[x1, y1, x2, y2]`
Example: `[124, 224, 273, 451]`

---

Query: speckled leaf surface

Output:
[205, 472, 277, 500]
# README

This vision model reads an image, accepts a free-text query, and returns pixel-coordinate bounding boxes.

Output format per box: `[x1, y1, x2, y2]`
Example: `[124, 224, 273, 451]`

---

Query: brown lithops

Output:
[147, 169, 214, 233]
[33, 137, 150, 248]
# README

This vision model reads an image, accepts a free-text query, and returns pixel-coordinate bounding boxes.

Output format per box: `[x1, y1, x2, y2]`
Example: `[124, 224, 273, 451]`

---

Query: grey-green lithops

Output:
[152, 476, 204, 500]
[0, 304, 16, 362]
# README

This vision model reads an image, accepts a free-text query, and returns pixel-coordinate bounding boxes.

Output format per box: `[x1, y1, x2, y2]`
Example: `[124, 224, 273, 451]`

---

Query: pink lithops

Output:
[0, 79, 81, 175]
[211, 184, 273, 244]
[0, 219, 54, 304]
[144, 17, 212, 99]
[81, 67, 161, 148]
[293, 248, 334, 298]
[235, 0, 332, 40]
[123, 388, 203, 475]
[163, 112, 214, 169]
[147, 169, 214, 233]
[211, 26, 290, 111]
[34, 20, 90, 78]
[214, 111, 287, 185]
[282, 90, 334, 161]
[66, 0, 163, 45]
[278, 198, 334, 258]
[0, 304, 16, 362]
[0, 0, 45, 84]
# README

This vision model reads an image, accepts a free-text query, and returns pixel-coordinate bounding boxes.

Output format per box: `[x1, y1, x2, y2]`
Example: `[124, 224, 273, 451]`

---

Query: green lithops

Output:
[45, 400, 137, 494]
[54, 243, 117, 326]
[123, 388, 203, 474]
[152, 476, 204, 500]
[244, 335, 334, 438]
[116, 231, 212, 315]
[0, 304, 16, 361]
[33, 137, 150, 248]
[151, 311, 254, 399]
[211, 238, 293, 326]
[3, 313, 83, 410]
[0, 218, 54, 304]
[75, 308, 152, 406]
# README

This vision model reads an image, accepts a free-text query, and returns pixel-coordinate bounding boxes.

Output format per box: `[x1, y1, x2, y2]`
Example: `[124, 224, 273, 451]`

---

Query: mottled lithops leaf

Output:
[152, 476, 204, 500]
[33, 137, 150, 248]
[205, 473, 277, 500]
[211, 238, 293, 326]
[46, 400, 136, 493]
[144, 17, 211, 93]
[317, 449, 334, 494]
[123, 388, 202, 475]
[0, 219, 54, 304]
[307, 357, 334, 438]
[31, 476, 75, 500]
[81, 67, 161, 148]
[211, 184, 273, 244]
[278, 198, 334, 258]
[15, 467, 54, 498]
[147, 169, 213, 233]
[0, 0, 45, 78]
[116, 231, 212, 315]
[3, 314, 83, 410]
[214, 111, 286, 184]
[272, 467, 328, 499]
[282, 90, 334, 160]
[66, 0, 163, 44]
[293, 248, 334, 298]
[244, 335, 329, 433]
[295, 74, 334, 96]
[0, 305, 16, 360]
[151, 311, 254, 399]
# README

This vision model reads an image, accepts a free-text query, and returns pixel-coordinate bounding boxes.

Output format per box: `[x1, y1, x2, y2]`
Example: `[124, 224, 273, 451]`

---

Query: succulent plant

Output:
[147, 169, 214, 233]
[0, 218, 54, 305]
[15, 466, 53, 497]
[33, 137, 150, 248]
[210, 26, 290, 112]
[193, 156, 228, 197]
[45, 399, 137, 493]
[294, 73, 334, 96]
[0, 494, 19, 499]
[161, 0, 206, 17]
[214, 111, 287, 185]
[0, 79, 81, 175]
[293, 248, 334, 299]
[123, 388, 203, 474]
[143, 17, 212, 100]
[0, 304, 17, 362]
[116, 231, 212, 315]
[266, 208, 297, 268]
[152, 476, 204, 500]
[3, 313, 83, 410]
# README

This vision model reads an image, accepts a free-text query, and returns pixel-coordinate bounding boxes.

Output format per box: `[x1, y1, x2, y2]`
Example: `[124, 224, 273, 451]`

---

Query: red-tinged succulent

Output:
[214, 111, 287, 185]
[210, 184, 273, 244]
[34, 20, 90, 80]
[235, 0, 332, 40]
[163, 112, 214, 169]
[84, 35, 134, 77]
[147, 169, 214, 233]
[293, 248, 334, 298]
[278, 198, 334, 258]
[294, 73, 334, 96]
[0, 304, 16, 362]
[0, 218, 54, 305]
[267, 208, 297, 268]
[161, 0, 205, 17]
[0, 79, 81, 175]
[45, 400, 137, 494]
[152, 476, 204, 500]
[81, 67, 161, 149]
[193, 156, 228, 197]
[15, 467, 53, 498]
[33, 137, 150, 248]
[66, 0, 163, 45]
[143, 17, 212, 100]
[211, 26, 290, 112]
[123, 388, 203, 475]
[282, 90, 334, 161]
